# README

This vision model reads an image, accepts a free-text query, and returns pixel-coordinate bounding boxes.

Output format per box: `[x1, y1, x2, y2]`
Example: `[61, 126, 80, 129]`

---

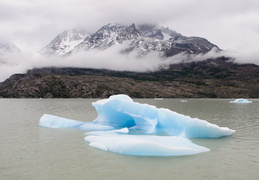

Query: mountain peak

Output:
[40, 23, 219, 57]
[126, 23, 139, 35]
[0, 42, 21, 65]
[39, 28, 89, 56]
[136, 23, 181, 40]
[76, 23, 141, 50]
[0, 43, 21, 56]
[129, 23, 136, 29]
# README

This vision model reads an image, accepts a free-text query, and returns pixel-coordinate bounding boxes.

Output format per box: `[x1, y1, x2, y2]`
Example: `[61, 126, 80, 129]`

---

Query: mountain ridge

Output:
[39, 23, 219, 57]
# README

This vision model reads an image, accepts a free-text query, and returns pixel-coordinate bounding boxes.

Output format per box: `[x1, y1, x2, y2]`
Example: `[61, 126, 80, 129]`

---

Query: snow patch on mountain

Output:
[39, 28, 89, 56]
[75, 23, 141, 51]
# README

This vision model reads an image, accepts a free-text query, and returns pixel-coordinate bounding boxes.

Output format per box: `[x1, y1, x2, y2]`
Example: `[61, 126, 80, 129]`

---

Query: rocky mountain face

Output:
[39, 23, 219, 57]
[0, 57, 258, 98]
[76, 23, 141, 52]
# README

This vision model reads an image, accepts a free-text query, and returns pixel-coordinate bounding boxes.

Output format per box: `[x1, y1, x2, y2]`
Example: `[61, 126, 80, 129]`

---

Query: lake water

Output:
[0, 98, 258, 180]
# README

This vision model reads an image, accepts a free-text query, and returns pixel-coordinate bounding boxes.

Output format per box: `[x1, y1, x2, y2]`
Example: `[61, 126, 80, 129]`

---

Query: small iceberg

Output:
[230, 98, 252, 103]
[39, 94, 235, 156]
[154, 98, 163, 100]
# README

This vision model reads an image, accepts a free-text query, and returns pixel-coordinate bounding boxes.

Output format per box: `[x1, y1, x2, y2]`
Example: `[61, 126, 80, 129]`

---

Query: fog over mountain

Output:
[39, 23, 219, 56]
[0, 23, 225, 81]
[0, 0, 258, 81]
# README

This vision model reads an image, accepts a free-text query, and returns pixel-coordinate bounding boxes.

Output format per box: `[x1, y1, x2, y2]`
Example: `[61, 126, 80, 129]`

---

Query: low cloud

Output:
[224, 49, 259, 65]
[1, 41, 258, 82]
[0, 45, 233, 82]
[0, 52, 35, 81]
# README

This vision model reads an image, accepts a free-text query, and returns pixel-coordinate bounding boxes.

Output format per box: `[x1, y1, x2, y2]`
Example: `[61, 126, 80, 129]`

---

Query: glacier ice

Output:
[230, 98, 252, 103]
[81, 94, 235, 138]
[39, 94, 235, 156]
[39, 114, 85, 128]
[85, 129, 210, 156]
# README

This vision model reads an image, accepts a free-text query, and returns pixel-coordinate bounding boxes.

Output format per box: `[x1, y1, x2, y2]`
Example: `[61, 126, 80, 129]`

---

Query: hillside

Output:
[0, 57, 258, 98]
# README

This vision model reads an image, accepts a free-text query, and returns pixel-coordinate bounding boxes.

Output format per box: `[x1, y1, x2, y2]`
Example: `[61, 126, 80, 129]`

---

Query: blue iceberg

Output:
[80, 94, 234, 138]
[39, 114, 85, 128]
[230, 98, 252, 103]
[85, 129, 210, 156]
[39, 94, 235, 156]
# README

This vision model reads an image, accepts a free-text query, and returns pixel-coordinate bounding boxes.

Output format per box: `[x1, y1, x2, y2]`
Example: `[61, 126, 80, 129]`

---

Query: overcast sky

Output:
[0, 0, 259, 80]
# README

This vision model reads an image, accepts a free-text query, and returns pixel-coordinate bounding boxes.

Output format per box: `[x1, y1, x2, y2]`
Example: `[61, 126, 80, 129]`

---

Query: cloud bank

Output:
[0, 45, 226, 82]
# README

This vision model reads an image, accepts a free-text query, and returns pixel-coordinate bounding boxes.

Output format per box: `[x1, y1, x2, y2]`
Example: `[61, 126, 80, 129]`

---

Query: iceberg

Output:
[80, 94, 235, 138]
[230, 98, 252, 103]
[39, 114, 116, 130]
[85, 129, 210, 156]
[39, 94, 235, 156]
[39, 114, 85, 128]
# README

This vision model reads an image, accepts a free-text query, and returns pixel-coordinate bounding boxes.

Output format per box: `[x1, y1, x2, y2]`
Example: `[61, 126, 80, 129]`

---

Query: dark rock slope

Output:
[0, 57, 258, 98]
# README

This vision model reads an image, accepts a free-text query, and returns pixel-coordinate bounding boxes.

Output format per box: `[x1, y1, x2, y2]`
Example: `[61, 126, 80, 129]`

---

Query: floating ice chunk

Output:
[38, 94, 235, 156]
[39, 114, 85, 128]
[85, 131, 209, 156]
[89, 94, 235, 138]
[39, 95, 235, 138]
[154, 98, 163, 100]
[230, 98, 252, 103]
[39, 114, 116, 130]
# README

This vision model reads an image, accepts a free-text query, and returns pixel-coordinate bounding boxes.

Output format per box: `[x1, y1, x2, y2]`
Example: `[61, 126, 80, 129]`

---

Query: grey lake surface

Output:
[0, 98, 258, 180]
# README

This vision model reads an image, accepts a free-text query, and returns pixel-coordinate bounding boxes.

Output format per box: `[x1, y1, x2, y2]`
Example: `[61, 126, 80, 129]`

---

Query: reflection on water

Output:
[0, 99, 258, 180]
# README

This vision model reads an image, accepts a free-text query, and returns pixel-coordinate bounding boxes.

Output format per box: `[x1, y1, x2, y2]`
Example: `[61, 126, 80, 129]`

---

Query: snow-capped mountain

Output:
[137, 24, 181, 40]
[76, 23, 141, 51]
[0, 43, 21, 64]
[0, 43, 21, 56]
[39, 28, 89, 56]
[40, 23, 219, 57]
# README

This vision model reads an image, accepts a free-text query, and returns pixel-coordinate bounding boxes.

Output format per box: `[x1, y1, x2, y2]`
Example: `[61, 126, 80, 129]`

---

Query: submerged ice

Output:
[39, 94, 235, 156]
